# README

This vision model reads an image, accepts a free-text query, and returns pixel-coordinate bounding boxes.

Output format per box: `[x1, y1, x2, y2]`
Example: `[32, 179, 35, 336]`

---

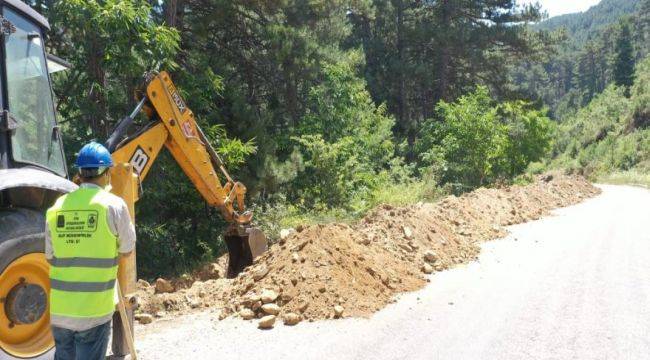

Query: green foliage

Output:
[290, 55, 399, 208]
[347, 0, 549, 156]
[26, 0, 567, 278]
[497, 102, 555, 178]
[631, 57, 650, 128]
[203, 125, 257, 170]
[600, 170, 650, 187]
[418, 87, 553, 188]
[255, 176, 442, 243]
[614, 21, 636, 91]
[514, 0, 649, 118]
[50, 0, 179, 142]
[419, 87, 507, 187]
[551, 56, 650, 181]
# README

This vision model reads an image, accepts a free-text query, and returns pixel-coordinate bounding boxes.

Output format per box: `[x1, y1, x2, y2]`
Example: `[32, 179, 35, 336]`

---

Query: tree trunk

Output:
[436, 0, 452, 103]
[164, 0, 185, 29]
[164, 0, 186, 68]
[87, 37, 108, 137]
[394, 0, 414, 159]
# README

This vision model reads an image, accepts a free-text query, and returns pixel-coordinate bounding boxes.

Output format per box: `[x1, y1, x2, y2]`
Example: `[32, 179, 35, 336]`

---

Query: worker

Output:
[45, 142, 136, 360]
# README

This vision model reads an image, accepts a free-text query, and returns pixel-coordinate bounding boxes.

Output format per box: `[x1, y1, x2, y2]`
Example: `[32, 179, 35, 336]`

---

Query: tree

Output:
[418, 87, 555, 187]
[418, 87, 507, 187]
[511, 0, 649, 118]
[348, 0, 548, 156]
[576, 42, 601, 103]
[496, 102, 554, 177]
[614, 20, 636, 94]
[49, 1, 179, 138]
[291, 53, 398, 208]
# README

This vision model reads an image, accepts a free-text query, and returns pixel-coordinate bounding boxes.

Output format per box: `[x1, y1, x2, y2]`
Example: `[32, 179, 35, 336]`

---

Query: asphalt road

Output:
[135, 185, 650, 360]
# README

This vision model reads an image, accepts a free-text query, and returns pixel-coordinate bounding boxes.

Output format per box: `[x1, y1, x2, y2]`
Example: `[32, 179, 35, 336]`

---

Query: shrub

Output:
[289, 53, 401, 208]
[417, 86, 554, 189]
[418, 86, 507, 188]
[496, 101, 554, 178]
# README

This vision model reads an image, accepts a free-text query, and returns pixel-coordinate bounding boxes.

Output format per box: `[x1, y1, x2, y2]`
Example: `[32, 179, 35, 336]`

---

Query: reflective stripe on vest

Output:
[50, 279, 116, 292]
[46, 187, 119, 318]
[48, 257, 118, 268]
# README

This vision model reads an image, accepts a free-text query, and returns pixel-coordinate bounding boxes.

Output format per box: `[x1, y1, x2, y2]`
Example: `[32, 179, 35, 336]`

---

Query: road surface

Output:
[135, 185, 650, 360]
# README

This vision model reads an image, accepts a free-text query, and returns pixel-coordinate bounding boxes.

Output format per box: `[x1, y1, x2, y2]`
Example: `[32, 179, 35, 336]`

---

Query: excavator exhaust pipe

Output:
[224, 226, 267, 278]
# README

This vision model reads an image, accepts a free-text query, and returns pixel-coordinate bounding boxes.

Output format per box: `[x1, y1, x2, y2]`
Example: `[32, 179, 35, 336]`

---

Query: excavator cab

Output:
[0, 1, 75, 358]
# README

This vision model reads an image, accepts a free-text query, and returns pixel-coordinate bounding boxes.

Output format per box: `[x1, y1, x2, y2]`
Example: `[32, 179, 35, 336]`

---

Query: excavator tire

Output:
[0, 208, 54, 360]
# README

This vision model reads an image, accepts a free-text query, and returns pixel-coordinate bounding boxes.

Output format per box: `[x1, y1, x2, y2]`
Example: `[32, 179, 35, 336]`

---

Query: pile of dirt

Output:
[135, 175, 600, 326]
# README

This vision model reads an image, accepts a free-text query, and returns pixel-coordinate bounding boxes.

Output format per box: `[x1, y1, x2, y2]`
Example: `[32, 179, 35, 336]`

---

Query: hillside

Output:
[536, 0, 640, 45]
[550, 57, 650, 185]
[513, 0, 649, 120]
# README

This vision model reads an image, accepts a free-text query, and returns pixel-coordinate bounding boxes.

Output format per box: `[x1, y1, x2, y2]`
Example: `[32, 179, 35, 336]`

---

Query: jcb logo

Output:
[129, 146, 150, 175]
[170, 89, 187, 114]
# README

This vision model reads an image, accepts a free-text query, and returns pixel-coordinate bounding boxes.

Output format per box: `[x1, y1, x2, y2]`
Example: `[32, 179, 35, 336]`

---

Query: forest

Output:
[22, 0, 650, 278]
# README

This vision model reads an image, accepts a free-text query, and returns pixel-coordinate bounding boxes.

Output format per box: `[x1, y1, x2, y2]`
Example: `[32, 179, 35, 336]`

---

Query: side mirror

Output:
[46, 53, 71, 74]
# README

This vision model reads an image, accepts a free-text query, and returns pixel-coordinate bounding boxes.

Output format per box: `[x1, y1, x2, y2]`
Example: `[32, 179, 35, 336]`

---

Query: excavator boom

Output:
[107, 71, 267, 278]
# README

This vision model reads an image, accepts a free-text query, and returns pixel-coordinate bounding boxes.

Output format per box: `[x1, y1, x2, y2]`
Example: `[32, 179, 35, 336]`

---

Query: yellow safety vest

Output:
[46, 187, 118, 319]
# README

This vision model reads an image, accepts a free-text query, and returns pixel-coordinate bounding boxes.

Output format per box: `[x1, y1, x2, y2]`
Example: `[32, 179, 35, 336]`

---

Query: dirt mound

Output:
[135, 175, 600, 324]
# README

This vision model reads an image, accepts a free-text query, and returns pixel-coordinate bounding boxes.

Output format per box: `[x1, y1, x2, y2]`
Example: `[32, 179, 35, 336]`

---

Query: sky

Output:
[527, 0, 602, 17]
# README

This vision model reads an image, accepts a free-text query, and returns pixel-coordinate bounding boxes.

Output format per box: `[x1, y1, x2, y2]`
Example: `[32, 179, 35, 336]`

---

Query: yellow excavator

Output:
[0, 2, 266, 359]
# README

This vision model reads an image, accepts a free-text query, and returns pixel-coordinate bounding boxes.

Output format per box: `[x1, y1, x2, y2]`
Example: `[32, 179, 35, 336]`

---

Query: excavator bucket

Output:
[224, 227, 267, 278]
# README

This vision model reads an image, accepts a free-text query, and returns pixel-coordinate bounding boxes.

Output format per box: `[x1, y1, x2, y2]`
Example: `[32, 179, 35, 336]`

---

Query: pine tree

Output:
[348, 0, 546, 155]
[640, 0, 650, 56]
[576, 42, 599, 104]
[613, 21, 635, 94]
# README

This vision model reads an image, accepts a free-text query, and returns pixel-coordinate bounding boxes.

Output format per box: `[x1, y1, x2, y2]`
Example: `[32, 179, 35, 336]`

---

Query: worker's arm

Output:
[108, 197, 137, 256]
[44, 222, 53, 261]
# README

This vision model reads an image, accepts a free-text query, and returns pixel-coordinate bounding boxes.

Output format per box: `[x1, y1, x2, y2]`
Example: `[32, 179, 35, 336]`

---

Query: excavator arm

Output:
[110, 72, 252, 224]
[107, 71, 267, 279]
[103, 71, 267, 358]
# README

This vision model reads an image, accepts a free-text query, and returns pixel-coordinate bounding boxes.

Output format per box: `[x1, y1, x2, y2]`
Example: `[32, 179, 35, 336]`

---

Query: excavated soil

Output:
[135, 175, 600, 326]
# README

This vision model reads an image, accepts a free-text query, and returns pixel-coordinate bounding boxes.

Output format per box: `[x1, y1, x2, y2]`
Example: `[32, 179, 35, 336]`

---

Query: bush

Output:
[496, 101, 554, 178]
[288, 53, 401, 209]
[417, 86, 554, 189]
[418, 86, 507, 188]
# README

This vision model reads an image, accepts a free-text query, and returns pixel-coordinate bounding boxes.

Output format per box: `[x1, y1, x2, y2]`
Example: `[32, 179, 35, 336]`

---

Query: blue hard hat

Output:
[75, 142, 114, 168]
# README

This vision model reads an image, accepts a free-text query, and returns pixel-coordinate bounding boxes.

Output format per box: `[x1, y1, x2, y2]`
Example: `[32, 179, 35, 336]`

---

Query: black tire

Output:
[0, 208, 54, 360]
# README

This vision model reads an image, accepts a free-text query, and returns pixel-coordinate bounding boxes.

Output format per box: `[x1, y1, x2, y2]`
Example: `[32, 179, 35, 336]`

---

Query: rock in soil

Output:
[154, 278, 174, 294]
[423, 250, 437, 263]
[283, 313, 301, 326]
[261, 303, 281, 315]
[253, 266, 269, 281]
[421, 263, 434, 274]
[403, 226, 414, 239]
[239, 308, 255, 320]
[334, 305, 344, 318]
[260, 289, 278, 303]
[137, 279, 151, 290]
[198, 263, 221, 280]
[136, 313, 153, 325]
[258, 315, 276, 329]
[280, 228, 295, 240]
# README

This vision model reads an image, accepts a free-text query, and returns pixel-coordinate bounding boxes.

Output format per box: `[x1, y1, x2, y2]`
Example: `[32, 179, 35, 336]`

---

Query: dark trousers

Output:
[51, 321, 111, 360]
